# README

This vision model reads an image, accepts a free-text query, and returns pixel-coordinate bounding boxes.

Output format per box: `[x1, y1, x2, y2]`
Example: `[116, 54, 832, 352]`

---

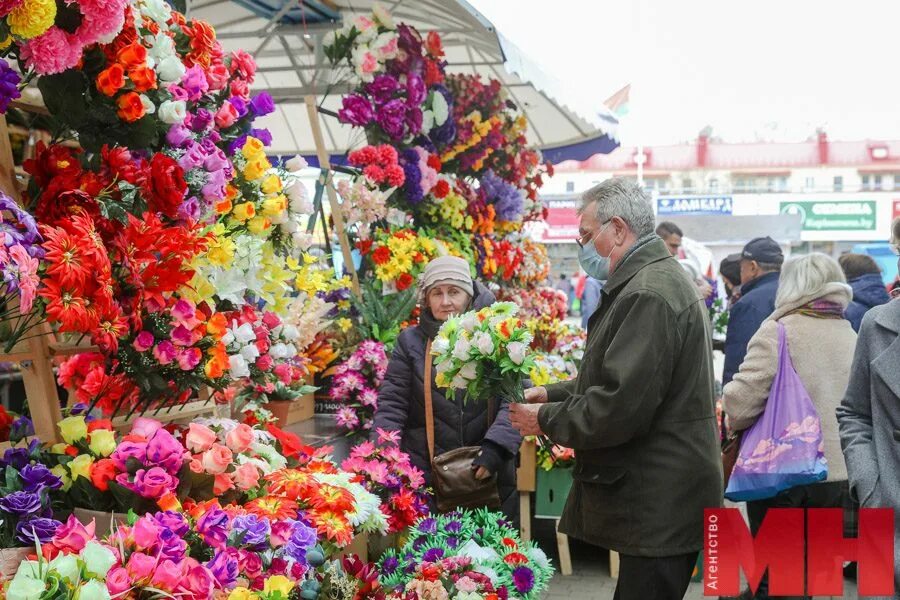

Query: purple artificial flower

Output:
[181, 65, 209, 101]
[19, 464, 62, 493]
[201, 170, 228, 202]
[0, 59, 21, 114]
[418, 517, 438, 535]
[381, 555, 399, 575]
[481, 170, 523, 222]
[178, 196, 201, 222]
[1, 443, 34, 470]
[405, 106, 423, 137]
[9, 416, 34, 442]
[445, 520, 462, 534]
[446, 536, 459, 549]
[197, 507, 230, 549]
[204, 148, 229, 172]
[0, 491, 41, 516]
[377, 99, 408, 140]
[227, 134, 249, 157]
[153, 511, 190, 537]
[205, 550, 239, 588]
[165, 124, 193, 149]
[406, 74, 426, 106]
[249, 92, 275, 117]
[366, 74, 399, 103]
[428, 85, 456, 147]
[15, 517, 61, 545]
[249, 128, 273, 146]
[422, 547, 444, 563]
[230, 514, 271, 550]
[400, 148, 424, 204]
[512, 566, 536, 595]
[192, 108, 214, 133]
[338, 94, 374, 127]
[282, 521, 317, 563]
[229, 96, 249, 118]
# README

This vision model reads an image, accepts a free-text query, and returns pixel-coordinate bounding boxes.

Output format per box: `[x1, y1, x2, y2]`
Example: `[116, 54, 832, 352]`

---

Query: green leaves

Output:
[353, 284, 417, 351]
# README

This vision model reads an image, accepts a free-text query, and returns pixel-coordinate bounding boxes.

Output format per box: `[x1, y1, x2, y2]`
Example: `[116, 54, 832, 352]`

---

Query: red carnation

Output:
[384, 165, 405, 188]
[144, 153, 187, 219]
[396, 273, 414, 291]
[427, 154, 442, 171]
[371, 246, 391, 265]
[363, 164, 385, 185]
[376, 145, 398, 166]
[433, 179, 450, 199]
[349, 146, 378, 166]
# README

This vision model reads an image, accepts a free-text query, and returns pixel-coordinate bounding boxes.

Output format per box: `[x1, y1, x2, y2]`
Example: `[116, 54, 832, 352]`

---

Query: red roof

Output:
[555, 137, 900, 173]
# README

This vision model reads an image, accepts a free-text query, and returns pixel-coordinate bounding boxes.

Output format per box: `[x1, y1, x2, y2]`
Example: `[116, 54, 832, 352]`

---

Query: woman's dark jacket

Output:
[374, 282, 522, 519]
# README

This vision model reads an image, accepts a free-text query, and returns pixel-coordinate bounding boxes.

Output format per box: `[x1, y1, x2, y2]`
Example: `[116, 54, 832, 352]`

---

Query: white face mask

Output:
[578, 221, 613, 280]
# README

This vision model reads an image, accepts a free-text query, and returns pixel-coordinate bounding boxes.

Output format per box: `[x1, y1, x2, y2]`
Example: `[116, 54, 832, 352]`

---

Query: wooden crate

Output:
[337, 532, 368, 563]
[516, 438, 536, 492]
[265, 393, 314, 426]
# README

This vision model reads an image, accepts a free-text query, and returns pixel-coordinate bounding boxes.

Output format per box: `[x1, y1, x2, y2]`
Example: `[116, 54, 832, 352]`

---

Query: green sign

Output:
[780, 201, 877, 231]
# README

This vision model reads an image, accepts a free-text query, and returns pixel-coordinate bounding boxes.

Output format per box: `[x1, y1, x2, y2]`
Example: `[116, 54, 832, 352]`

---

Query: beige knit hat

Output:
[417, 256, 474, 305]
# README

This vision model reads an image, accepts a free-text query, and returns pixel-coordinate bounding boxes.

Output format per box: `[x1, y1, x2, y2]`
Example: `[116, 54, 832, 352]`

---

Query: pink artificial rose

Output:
[273, 363, 292, 385]
[254, 338, 270, 356]
[133, 331, 155, 352]
[151, 559, 184, 591]
[359, 52, 378, 75]
[132, 515, 163, 550]
[225, 424, 254, 454]
[213, 473, 235, 495]
[126, 552, 155, 582]
[146, 429, 186, 474]
[132, 467, 176, 499]
[232, 463, 260, 491]
[230, 79, 250, 100]
[52, 514, 95, 554]
[153, 340, 178, 365]
[214, 103, 239, 128]
[255, 354, 273, 372]
[189, 457, 204, 473]
[177, 347, 203, 371]
[206, 62, 229, 91]
[106, 567, 132, 596]
[186, 423, 217, 453]
[262, 312, 281, 330]
[270, 521, 294, 547]
[230, 50, 257, 80]
[181, 563, 214, 598]
[239, 549, 263, 579]
[131, 417, 162, 439]
[170, 299, 198, 325]
[201, 444, 233, 475]
[170, 325, 193, 347]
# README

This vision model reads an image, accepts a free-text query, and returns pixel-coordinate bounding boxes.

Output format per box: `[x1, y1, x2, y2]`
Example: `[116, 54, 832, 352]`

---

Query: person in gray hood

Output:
[373, 256, 522, 519]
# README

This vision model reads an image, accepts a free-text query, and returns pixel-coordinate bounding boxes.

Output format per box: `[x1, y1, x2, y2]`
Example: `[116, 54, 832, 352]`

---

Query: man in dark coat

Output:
[722, 237, 783, 385]
[510, 178, 722, 600]
[374, 259, 522, 520]
[838, 253, 890, 332]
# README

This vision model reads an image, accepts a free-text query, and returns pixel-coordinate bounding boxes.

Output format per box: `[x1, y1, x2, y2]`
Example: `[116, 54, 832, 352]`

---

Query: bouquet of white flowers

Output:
[430, 302, 534, 403]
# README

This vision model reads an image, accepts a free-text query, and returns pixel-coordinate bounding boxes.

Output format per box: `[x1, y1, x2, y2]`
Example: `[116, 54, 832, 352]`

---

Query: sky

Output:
[470, 0, 900, 146]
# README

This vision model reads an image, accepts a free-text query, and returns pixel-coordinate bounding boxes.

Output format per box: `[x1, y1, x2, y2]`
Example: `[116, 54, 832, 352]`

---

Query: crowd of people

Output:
[370, 177, 900, 600]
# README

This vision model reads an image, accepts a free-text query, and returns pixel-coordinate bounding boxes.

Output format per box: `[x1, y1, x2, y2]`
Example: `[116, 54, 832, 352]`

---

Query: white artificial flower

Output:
[281, 324, 300, 341]
[420, 110, 434, 134]
[240, 344, 260, 362]
[507, 341, 527, 365]
[290, 231, 314, 252]
[472, 331, 494, 356]
[48, 554, 79, 583]
[157, 55, 186, 83]
[228, 354, 250, 379]
[81, 541, 116, 577]
[6, 575, 44, 600]
[250, 443, 287, 471]
[452, 336, 472, 362]
[458, 362, 477, 381]
[139, 95, 156, 115]
[435, 358, 454, 374]
[284, 155, 308, 172]
[432, 88, 449, 125]
[370, 31, 399, 60]
[526, 546, 551, 570]
[432, 337, 450, 356]
[286, 182, 312, 214]
[233, 323, 257, 345]
[75, 580, 111, 600]
[371, 3, 395, 28]
[451, 375, 466, 388]
[280, 219, 299, 235]
[141, 0, 171, 26]
[457, 539, 498, 564]
[158, 100, 186, 124]
[269, 342, 291, 359]
[460, 313, 478, 333]
[146, 32, 175, 60]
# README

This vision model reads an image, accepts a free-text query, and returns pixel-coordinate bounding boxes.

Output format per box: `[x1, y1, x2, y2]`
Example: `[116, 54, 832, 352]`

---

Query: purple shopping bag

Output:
[724, 322, 827, 502]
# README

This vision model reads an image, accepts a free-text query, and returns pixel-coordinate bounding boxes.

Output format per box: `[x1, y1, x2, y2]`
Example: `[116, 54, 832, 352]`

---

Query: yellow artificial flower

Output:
[50, 443, 69, 455]
[228, 587, 258, 600]
[263, 576, 294, 598]
[185, 272, 217, 305]
[337, 318, 352, 332]
[51, 465, 72, 492]
[206, 234, 236, 267]
[262, 195, 287, 218]
[241, 137, 265, 160]
[247, 216, 271, 235]
[0, 36, 12, 50]
[69, 455, 94, 481]
[8, 0, 56, 39]
[232, 203, 256, 222]
[260, 175, 283, 195]
[88, 429, 116, 457]
[243, 158, 269, 181]
[59, 416, 87, 444]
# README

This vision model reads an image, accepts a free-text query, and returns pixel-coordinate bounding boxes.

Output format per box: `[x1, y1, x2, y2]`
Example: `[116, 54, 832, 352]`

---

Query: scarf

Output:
[615, 232, 659, 271]
[788, 299, 845, 319]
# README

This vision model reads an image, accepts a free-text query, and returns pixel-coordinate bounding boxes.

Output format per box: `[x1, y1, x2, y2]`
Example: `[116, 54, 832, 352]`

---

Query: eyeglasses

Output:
[575, 220, 611, 248]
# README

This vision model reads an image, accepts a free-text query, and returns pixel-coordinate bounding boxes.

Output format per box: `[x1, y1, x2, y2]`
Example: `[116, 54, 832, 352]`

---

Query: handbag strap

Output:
[424, 340, 496, 464]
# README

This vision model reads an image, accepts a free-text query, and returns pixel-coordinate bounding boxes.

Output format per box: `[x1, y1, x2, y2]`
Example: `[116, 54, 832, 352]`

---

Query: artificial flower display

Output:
[0, 441, 62, 548]
[330, 340, 388, 434]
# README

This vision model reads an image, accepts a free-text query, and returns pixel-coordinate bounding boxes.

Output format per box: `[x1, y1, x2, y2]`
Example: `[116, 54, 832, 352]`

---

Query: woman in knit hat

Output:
[374, 256, 522, 520]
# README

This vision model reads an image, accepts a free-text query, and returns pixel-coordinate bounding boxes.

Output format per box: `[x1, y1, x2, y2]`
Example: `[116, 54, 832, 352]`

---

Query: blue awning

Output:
[540, 131, 620, 165]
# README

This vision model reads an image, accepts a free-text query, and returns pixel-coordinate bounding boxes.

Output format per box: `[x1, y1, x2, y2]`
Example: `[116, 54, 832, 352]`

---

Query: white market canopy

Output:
[188, 0, 620, 162]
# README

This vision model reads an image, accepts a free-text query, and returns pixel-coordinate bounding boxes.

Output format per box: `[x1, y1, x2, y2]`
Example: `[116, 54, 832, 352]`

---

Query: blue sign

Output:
[657, 196, 733, 216]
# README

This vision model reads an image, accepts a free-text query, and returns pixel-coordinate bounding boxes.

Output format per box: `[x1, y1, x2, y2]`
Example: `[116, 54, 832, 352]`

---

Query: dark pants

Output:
[745, 480, 854, 600]
[612, 551, 698, 600]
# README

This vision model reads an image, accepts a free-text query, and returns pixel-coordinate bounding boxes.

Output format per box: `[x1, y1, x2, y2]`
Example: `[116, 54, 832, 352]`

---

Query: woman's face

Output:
[428, 284, 469, 321]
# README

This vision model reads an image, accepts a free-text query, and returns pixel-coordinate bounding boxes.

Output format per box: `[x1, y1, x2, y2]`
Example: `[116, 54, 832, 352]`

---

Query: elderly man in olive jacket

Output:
[511, 179, 723, 600]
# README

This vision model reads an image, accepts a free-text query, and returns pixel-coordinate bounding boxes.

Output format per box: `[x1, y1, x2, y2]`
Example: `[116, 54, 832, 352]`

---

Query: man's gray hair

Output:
[578, 178, 656, 237]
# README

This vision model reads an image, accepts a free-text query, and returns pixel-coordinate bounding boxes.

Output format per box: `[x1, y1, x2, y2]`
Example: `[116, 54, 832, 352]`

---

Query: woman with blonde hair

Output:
[722, 253, 857, 600]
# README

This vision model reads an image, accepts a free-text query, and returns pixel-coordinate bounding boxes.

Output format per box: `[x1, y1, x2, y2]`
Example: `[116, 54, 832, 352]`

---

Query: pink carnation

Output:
[0, 0, 23, 16]
[21, 29, 81, 75]
[76, 0, 127, 45]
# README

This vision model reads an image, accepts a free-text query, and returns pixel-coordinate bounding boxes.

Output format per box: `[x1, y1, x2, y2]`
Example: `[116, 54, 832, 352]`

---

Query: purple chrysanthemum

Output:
[512, 566, 536, 595]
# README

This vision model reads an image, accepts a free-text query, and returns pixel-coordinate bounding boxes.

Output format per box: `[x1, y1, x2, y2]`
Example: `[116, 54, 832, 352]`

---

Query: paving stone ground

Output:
[531, 520, 859, 599]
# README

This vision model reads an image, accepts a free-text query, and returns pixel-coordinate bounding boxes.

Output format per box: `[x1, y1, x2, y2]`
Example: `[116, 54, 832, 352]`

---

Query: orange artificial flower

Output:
[206, 313, 227, 337]
[214, 198, 232, 215]
[244, 496, 299, 521]
[157, 492, 182, 512]
[96, 64, 125, 97]
[128, 66, 157, 93]
[117, 43, 147, 68]
[307, 508, 353, 546]
[90, 458, 117, 491]
[311, 483, 355, 513]
[116, 92, 145, 123]
[265, 469, 315, 500]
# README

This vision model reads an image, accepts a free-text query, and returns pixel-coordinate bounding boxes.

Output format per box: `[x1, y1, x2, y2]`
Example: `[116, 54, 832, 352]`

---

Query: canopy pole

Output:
[304, 95, 360, 298]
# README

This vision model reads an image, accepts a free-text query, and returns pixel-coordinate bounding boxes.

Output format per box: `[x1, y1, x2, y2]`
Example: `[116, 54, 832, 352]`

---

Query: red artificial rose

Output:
[371, 246, 391, 265]
[144, 153, 187, 219]
[90, 458, 118, 492]
[425, 31, 444, 59]
[433, 179, 450, 199]
[116, 92, 145, 123]
[396, 273, 414, 291]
